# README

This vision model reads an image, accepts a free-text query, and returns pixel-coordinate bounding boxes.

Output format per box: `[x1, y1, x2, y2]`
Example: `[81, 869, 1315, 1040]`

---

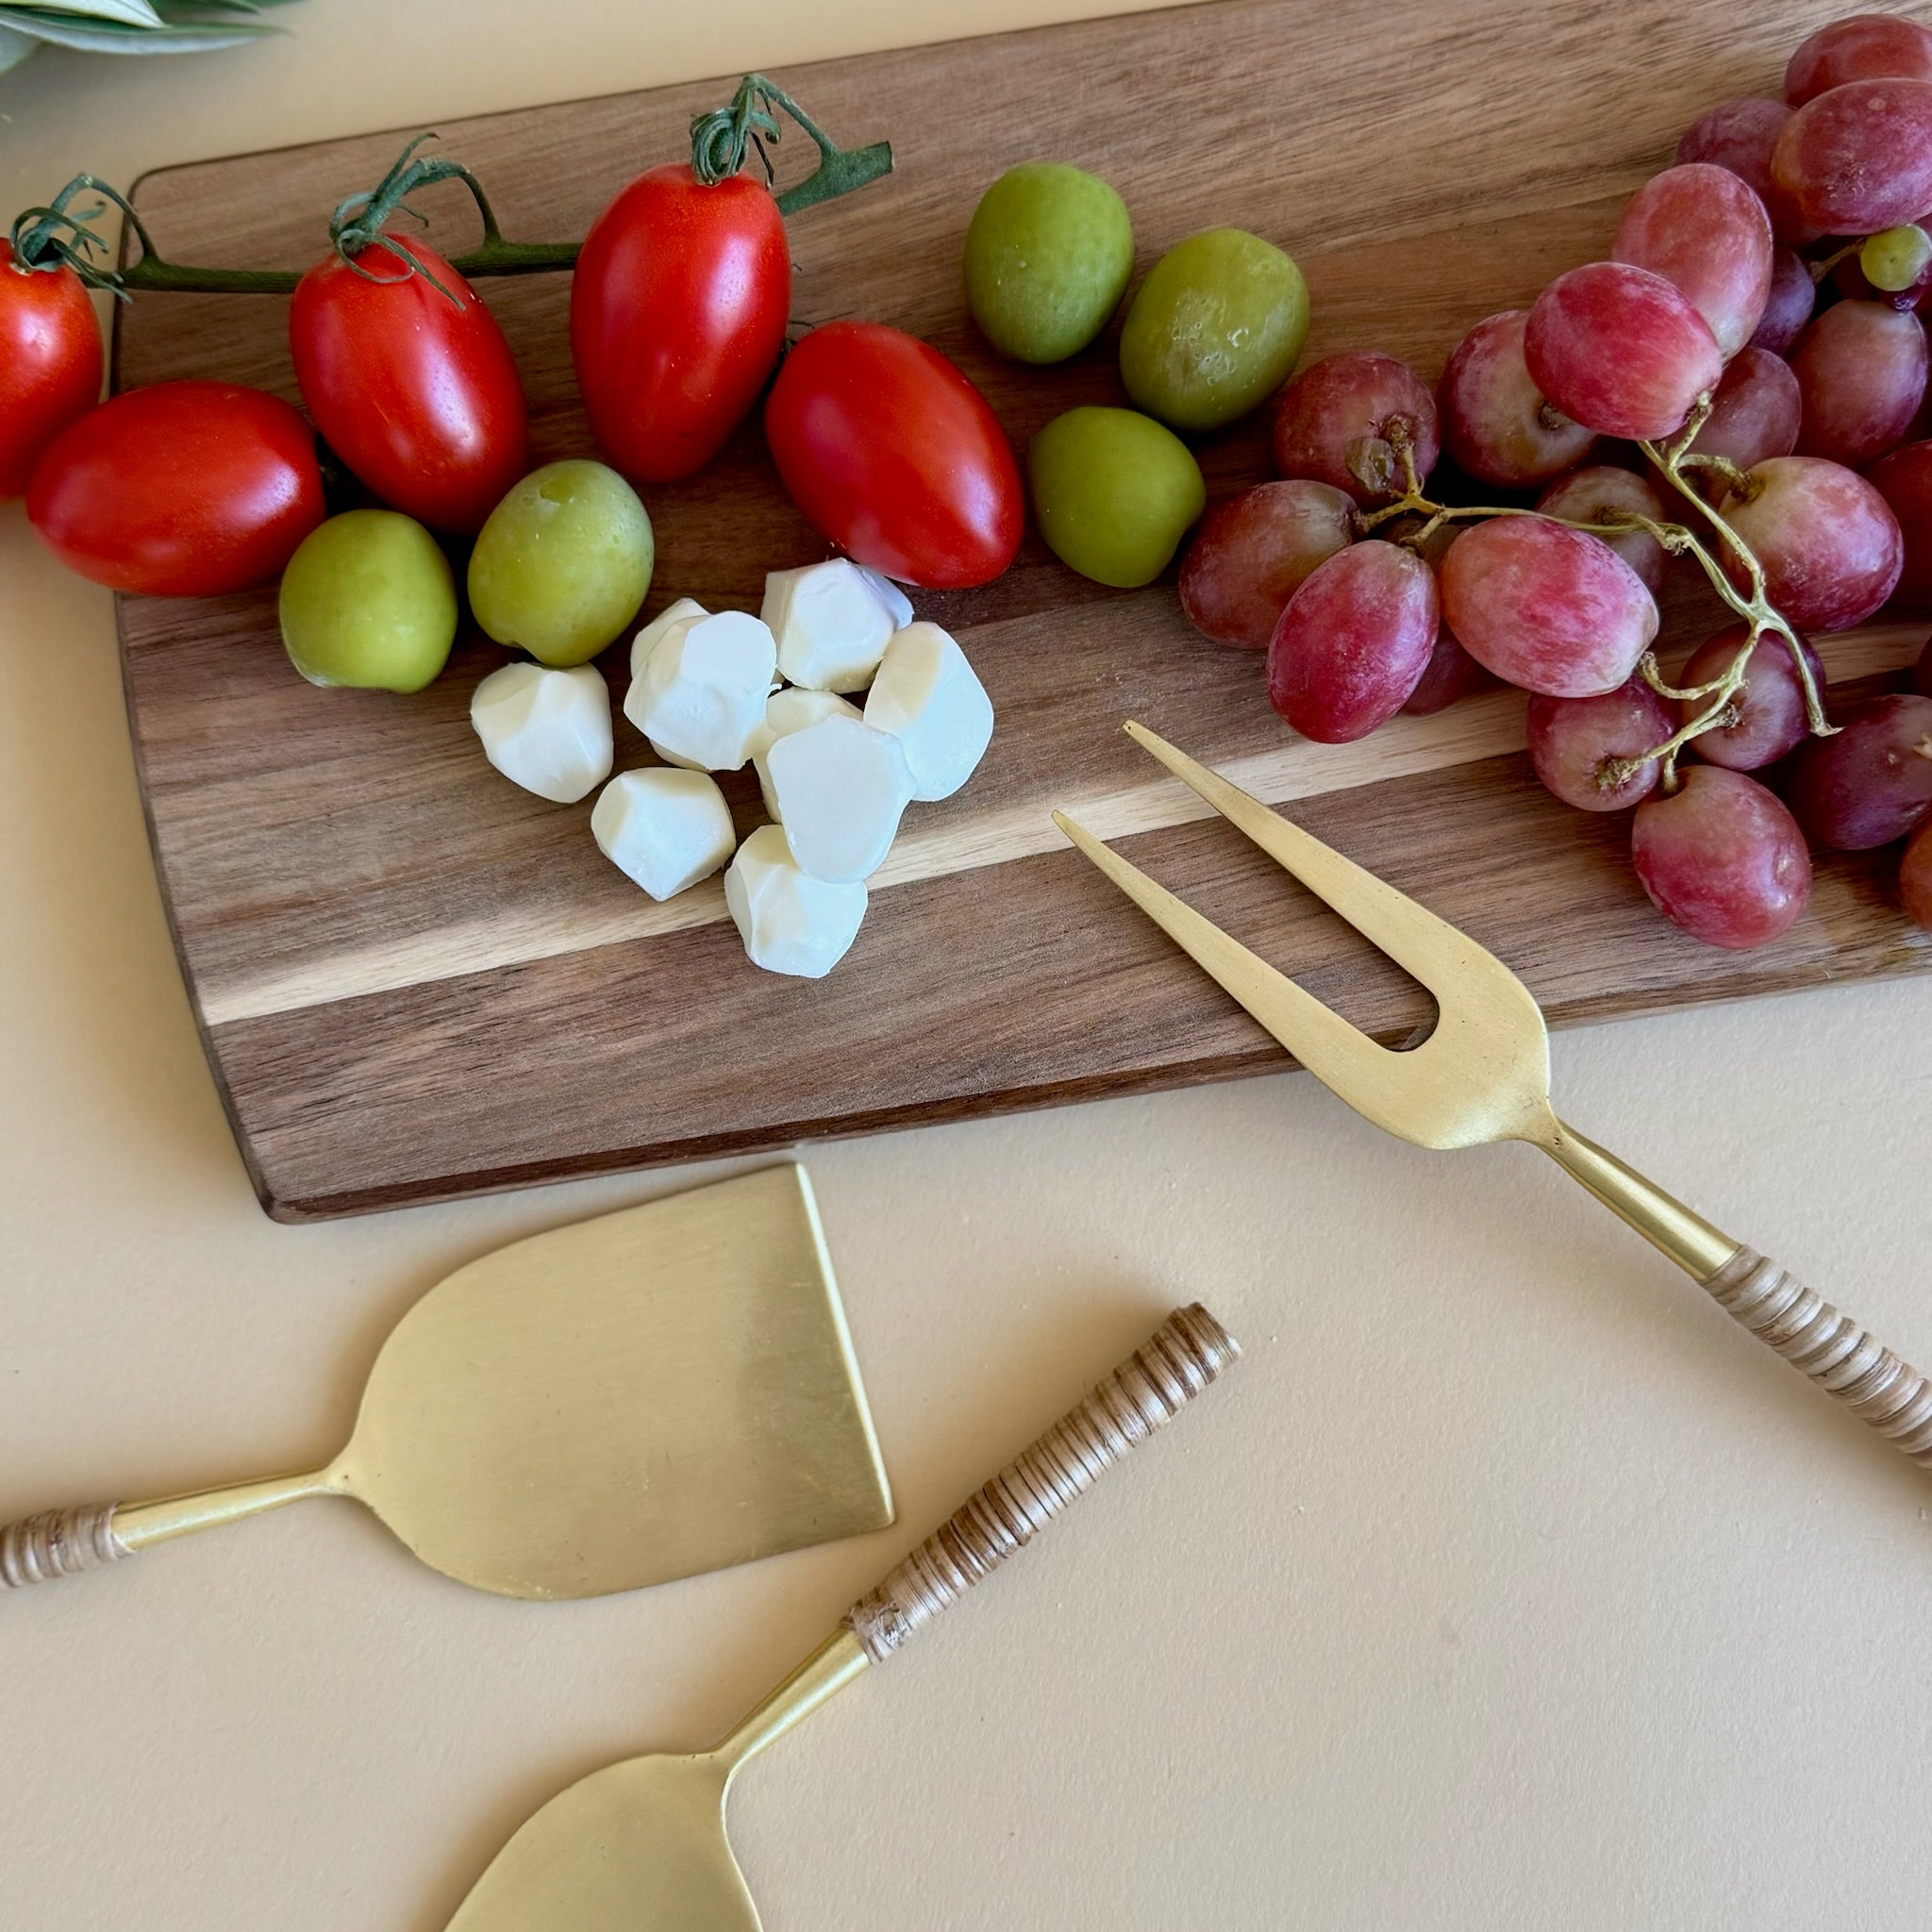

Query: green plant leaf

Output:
[29, 0, 164, 25]
[0, 20, 38, 68]
[0, 5, 283, 47]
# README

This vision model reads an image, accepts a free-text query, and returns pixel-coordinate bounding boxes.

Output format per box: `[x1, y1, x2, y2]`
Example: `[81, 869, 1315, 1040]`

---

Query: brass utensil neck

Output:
[714, 1629, 870, 1780]
[110, 1465, 346, 1550]
[1541, 1118, 1740, 1281]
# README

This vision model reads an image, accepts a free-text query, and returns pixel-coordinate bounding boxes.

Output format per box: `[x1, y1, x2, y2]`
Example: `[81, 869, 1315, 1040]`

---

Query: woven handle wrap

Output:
[843, 1303, 1239, 1664]
[1705, 1248, 1932, 1465]
[1, 1504, 129, 1590]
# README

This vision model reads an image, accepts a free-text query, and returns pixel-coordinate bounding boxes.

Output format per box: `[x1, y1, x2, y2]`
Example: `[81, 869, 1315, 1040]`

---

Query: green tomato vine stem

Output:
[1362, 404, 1834, 796]
[7, 76, 891, 300]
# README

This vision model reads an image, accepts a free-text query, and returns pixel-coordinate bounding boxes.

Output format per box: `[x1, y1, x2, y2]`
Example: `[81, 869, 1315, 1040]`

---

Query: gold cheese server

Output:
[3, 1165, 892, 1597]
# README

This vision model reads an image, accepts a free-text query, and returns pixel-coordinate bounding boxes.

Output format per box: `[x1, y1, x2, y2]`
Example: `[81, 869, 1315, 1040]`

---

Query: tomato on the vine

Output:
[764, 321, 1024, 590]
[1, 238, 102, 498]
[27, 380, 325, 596]
[291, 239, 526, 534]
[570, 166, 790, 484]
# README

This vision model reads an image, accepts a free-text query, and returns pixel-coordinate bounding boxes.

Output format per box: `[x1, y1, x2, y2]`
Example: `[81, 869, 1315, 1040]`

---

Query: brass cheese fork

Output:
[1055, 722, 1932, 1472]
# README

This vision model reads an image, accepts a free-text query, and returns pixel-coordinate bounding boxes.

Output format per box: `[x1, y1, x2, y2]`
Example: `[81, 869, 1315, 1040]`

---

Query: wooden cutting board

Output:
[113, 0, 1932, 1221]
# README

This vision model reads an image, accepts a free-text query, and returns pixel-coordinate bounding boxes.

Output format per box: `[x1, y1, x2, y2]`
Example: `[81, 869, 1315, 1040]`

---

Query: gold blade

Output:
[446, 1633, 869, 1931]
[445, 1755, 757, 1932]
[341, 1165, 893, 1598]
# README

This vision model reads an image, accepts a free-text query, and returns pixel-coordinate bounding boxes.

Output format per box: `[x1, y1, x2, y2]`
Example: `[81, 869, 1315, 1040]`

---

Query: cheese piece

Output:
[746, 687, 864, 817]
[762, 713, 915, 884]
[624, 608, 775, 772]
[759, 558, 895, 692]
[857, 565, 915, 630]
[628, 596, 708, 681]
[591, 767, 737, 901]
[471, 661, 613, 804]
[724, 824, 869, 978]
[863, 621, 995, 802]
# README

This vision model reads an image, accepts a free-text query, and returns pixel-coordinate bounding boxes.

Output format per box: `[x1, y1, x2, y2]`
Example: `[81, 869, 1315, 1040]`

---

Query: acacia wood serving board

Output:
[113, 0, 1932, 1220]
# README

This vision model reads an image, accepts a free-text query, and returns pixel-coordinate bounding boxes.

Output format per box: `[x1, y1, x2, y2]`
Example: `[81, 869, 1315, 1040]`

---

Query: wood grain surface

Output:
[112, 0, 1932, 1220]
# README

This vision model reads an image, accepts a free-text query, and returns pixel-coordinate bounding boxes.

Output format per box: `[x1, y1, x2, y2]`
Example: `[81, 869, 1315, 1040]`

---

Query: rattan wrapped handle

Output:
[1, 1503, 129, 1589]
[843, 1303, 1239, 1663]
[1704, 1248, 1932, 1464]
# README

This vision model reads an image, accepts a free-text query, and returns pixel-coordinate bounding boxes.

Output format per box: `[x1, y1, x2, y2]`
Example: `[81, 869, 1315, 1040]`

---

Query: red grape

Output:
[1271, 352, 1440, 507]
[1525, 262, 1724, 441]
[1676, 95, 1791, 200]
[1720, 455, 1903, 631]
[1902, 817, 1932, 926]
[1790, 300, 1927, 468]
[1401, 625, 1485, 715]
[1440, 514, 1659, 697]
[1771, 77, 1932, 233]
[1526, 678, 1674, 811]
[1266, 540, 1437, 742]
[1612, 164, 1773, 358]
[1691, 347, 1803, 482]
[1534, 463, 1672, 592]
[1783, 693, 1932, 847]
[1178, 480, 1358, 650]
[1919, 632, 1932, 693]
[1787, 14, 1932, 105]
[1631, 767, 1811, 949]
[1674, 622, 1825, 771]
[1863, 439, 1932, 599]
[1749, 248, 1817, 353]
[1435, 310, 1595, 487]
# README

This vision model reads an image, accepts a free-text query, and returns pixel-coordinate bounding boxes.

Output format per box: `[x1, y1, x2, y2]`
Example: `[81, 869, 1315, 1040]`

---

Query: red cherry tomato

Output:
[570, 165, 790, 484]
[290, 239, 526, 533]
[28, 380, 325, 596]
[764, 322, 1023, 590]
[0, 239, 103, 498]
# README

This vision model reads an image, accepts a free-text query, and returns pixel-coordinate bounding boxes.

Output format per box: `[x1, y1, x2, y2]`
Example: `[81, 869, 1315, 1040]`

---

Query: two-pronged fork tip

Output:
[1050, 808, 1106, 861]
[1051, 723, 1196, 853]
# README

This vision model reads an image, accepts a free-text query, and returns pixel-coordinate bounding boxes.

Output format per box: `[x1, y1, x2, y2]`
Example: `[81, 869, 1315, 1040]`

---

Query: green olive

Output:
[467, 459, 654, 667]
[1118, 227, 1309, 431]
[963, 161, 1135, 364]
[1028, 406, 1206, 589]
[278, 509, 457, 693]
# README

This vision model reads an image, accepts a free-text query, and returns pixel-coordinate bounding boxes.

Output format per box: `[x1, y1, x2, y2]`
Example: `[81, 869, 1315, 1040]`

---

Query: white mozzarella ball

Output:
[759, 558, 894, 692]
[746, 687, 864, 817]
[472, 661, 613, 804]
[763, 713, 914, 884]
[857, 565, 915, 630]
[724, 824, 869, 979]
[628, 596, 708, 681]
[863, 621, 995, 801]
[624, 608, 775, 772]
[591, 767, 737, 901]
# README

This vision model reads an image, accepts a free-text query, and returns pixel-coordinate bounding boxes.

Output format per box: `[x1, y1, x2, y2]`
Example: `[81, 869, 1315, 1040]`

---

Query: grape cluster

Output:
[1180, 11, 1932, 952]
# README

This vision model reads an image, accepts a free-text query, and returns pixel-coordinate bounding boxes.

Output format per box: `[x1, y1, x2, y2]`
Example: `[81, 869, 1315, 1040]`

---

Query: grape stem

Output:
[1807, 239, 1861, 285]
[6, 79, 891, 299]
[1362, 406, 1833, 793]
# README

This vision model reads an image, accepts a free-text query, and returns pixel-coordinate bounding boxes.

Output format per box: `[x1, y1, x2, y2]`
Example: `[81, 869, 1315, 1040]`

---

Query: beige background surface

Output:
[4, 4, 1932, 1926]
